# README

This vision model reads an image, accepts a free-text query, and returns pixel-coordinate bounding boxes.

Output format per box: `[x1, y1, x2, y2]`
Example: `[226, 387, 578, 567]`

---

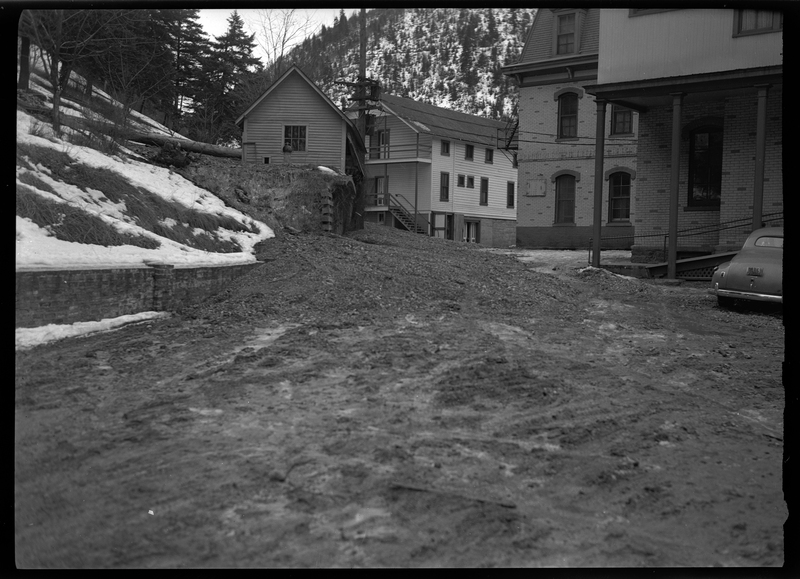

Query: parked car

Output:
[709, 227, 783, 307]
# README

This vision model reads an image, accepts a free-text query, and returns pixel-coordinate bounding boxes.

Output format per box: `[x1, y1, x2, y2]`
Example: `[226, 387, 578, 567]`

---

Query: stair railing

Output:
[387, 193, 430, 234]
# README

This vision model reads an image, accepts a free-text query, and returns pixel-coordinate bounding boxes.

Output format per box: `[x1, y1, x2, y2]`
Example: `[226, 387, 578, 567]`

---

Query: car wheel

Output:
[718, 296, 735, 308]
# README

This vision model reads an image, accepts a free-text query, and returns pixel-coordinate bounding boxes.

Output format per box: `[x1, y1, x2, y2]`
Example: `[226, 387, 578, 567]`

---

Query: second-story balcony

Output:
[365, 141, 432, 164]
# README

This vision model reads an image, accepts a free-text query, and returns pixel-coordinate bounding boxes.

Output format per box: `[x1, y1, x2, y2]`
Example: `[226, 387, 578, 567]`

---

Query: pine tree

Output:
[190, 10, 262, 144]
[152, 8, 209, 128]
[487, 10, 499, 44]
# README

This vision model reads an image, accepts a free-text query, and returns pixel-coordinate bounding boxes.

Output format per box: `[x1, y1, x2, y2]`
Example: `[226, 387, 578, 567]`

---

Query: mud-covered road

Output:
[15, 224, 786, 567]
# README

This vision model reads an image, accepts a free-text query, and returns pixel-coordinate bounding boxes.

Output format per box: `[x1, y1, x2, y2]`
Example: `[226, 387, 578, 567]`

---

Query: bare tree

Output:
[18, 35, 31, 90]
[248, 9, 318, 81]
[19, 10, 136, 135]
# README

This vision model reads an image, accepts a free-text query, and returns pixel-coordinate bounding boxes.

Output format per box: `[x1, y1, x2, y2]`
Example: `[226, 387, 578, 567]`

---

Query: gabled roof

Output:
[377, 94, 506, 148]
[235, 65, 355, 130]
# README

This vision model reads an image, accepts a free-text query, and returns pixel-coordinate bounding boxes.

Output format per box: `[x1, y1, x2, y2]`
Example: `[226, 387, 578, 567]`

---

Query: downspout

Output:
[591, 99, 607, 267]
[414, 132, 419, 232]
[752, 84, 770, 231]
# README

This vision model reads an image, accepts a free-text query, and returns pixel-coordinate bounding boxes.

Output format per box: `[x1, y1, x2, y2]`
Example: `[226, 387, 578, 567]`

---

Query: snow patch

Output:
[16, 311, 171, 351]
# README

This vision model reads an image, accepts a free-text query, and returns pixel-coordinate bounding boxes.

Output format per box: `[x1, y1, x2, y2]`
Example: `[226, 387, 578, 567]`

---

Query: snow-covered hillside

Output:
[290, 8, 535, 120]
[16, 67, 275, 348]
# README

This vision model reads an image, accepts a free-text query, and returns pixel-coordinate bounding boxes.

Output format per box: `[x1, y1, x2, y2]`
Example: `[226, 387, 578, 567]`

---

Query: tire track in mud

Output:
[15, 233, 785, 567]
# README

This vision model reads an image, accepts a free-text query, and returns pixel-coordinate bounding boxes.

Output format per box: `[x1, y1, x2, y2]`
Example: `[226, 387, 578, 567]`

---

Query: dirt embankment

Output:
[15, 224, 786, 567]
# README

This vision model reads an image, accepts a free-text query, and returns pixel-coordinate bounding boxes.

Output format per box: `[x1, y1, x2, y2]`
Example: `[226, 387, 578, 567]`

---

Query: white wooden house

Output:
[351, 95, 518, 247]
[236, 65, 364, 175]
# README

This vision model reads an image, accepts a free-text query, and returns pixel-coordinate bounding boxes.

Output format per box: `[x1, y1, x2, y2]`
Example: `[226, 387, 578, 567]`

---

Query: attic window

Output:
[284, 125, 306, 152]
[557, 13, 576, 54]
[552, 9, 586, 56]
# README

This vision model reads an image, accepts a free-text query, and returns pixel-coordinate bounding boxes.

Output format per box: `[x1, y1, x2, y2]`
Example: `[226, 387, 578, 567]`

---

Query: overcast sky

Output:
[198, 8, 346, 63]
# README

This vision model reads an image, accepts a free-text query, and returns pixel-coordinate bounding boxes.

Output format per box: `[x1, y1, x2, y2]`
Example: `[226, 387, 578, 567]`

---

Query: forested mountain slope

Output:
[289, 8, 535, 121]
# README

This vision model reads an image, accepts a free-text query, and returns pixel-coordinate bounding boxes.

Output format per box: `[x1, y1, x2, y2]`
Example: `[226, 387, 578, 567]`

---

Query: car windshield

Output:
[754, 236, 783, 248]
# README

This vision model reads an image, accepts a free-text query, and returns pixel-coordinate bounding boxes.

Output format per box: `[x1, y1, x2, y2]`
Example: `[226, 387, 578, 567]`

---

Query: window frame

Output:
[283, 125, 307, 152]
[263, 157, 270, 164]
[551, 9, 586, 56]
[610, 105, 633, 136]
[733, 9, 783, 37]
[375, 175, 387, 206]
[554, 174, 576, 224]
[466, 175, 475, 189]
[441, 140, 450, 156]
[687, 126, 723, 209]
[457, 174, 465, 187]
[479, 177, 489, 206]
[557, 92, 579, 139]
[440, 172, 450, 202]
[465, 144, 474, 161]
[556, 12, 576, 55]
[608, 172, 631, 222]
[484, 148, 494, 164]
[506, 181, 515, 208]
[370, 129, 390, 159]
[463, 220, 480, 244]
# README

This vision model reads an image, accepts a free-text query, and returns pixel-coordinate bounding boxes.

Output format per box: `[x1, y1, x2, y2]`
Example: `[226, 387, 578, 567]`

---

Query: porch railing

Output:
[366, 142, 432, 161]
[588, 210, 784, 265]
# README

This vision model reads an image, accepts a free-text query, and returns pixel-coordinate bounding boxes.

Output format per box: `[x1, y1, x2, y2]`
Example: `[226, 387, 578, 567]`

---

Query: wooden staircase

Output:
[387, 194, 428, 235]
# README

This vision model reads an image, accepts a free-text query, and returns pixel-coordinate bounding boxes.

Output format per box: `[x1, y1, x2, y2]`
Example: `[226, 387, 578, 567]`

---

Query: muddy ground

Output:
[15, 224, 787, 568]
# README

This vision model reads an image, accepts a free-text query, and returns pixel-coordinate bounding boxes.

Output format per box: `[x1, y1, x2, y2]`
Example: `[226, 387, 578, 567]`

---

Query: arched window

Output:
[688, 126, 722, 207]
[555, 175, 575, 224]
[608, 172, 631, 222]
[557, 93, 578, 139]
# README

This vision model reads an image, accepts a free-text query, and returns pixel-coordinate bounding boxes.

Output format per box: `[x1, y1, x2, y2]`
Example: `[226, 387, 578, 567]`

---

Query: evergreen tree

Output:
[157, 9, 209, 128]
[487, 10, 498, 44]
[190, 10, 262, 144]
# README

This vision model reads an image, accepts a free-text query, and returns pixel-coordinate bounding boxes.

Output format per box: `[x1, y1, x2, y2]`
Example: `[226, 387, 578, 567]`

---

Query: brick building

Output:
[502, 8, 638, 249]
[584, 9, 783, 270]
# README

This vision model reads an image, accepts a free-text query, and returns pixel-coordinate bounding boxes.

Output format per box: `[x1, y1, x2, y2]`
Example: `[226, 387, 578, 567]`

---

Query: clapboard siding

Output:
[242, 71, 346, 170]
[376, 163, 432, 213]
[431, 137, 517, 220]
[367, 114, 422, 158]
[365, 118, 432, 211]
[598, 9, 783, 84]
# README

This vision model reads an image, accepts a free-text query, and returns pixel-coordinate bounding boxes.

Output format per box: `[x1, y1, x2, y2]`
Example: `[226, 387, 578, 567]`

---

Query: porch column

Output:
[668, 92, 684, 280]
[414, 132, 419, 231]
[752, 84, 770, 231]
[591, 99, 607, 267]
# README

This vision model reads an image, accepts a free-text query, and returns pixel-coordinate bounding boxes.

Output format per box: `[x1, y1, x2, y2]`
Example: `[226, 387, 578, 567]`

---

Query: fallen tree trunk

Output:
[123, 131, 241, 159]
[59, 116, 242, 159]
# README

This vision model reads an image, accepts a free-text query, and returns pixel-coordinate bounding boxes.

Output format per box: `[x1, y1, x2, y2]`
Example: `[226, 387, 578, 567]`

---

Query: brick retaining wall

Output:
[15, 262, 263, 329]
